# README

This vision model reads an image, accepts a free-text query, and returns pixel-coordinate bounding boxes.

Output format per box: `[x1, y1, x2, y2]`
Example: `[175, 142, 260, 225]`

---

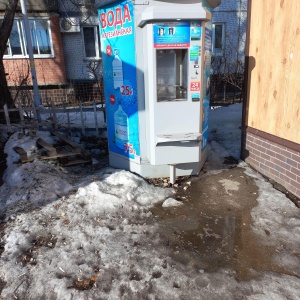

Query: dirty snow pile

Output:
[0, 104, 300, 299]
[0, 131, 174, 299]
[245, 166, 300, 276]
[0, 131, 74, 212]
[0, 168, 174, 299]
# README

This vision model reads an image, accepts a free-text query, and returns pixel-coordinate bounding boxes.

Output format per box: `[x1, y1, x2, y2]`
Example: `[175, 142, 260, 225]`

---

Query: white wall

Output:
[58, 0, 101, 81]
[212, 0, 248, 61]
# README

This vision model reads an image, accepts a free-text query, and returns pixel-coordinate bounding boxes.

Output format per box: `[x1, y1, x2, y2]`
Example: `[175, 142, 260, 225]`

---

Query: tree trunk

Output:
[0, 60, 13, 108]
[0, 0, 19, 109]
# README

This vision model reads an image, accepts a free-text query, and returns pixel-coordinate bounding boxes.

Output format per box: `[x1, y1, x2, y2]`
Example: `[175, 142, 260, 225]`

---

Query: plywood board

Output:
[246, 0, 300, 144]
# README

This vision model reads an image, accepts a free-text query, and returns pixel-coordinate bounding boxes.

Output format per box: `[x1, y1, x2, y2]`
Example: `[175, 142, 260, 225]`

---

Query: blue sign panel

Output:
[153, 22, 190, 48]
[200, 0, 213, 151]
[191, 21, 202, 41]
[98, 0, 140, 159]
[202, 26, 212, 151]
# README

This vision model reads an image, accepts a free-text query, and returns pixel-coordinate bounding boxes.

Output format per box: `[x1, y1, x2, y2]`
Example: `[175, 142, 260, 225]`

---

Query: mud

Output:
[152, 167, 292, 281]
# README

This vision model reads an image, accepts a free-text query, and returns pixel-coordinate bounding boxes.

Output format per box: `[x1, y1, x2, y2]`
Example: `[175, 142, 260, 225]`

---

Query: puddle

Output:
[152, 167, 291, 281]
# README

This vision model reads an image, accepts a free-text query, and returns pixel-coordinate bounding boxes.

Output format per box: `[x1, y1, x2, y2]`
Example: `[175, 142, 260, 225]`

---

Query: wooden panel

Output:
[36, 138, 57, 157]
[246, 0, 300, 144]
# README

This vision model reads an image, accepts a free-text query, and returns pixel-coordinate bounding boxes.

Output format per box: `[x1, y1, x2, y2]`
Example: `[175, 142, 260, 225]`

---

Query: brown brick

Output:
[285, 182, 298, 195]
[253, 138, 262, 146]
[285, 147, 300, 156]
[285, 158, 298, 168]
[258, 167, 268, 177]
[245, 140, 255, 149]
[290, 179, 300, 191]
[274, 164, 284, 174]
[266, 149, 276, 156]
[279, 173, 291, 184]
[245, 157, 259, 168]
[285, 170, 297, 181]
[280, 148, 294, 159]
[290, 166, 300, 177]
[259, 162, 270, 172]
[277, 160, 291, 172]
[245, 137, 254, 145]
[270, 144, 281, 153]
[275, 153, 286, 162]
[246, 139, 255, 147]
[270, 156, 279, 164]
[261, 140, 272, 149]
[269, 169, 280, 180]
[256, 144, 267, 154]
[250, 148, 261, 157]
[260, 152, 271, 161]
[265, 160, 275, 169]
[291, 153, 300, 164]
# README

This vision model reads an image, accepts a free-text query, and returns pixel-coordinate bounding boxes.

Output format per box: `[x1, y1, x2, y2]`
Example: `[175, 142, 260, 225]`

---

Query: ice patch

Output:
[162, 198, 184, 207]
[219, 179, 240, 196]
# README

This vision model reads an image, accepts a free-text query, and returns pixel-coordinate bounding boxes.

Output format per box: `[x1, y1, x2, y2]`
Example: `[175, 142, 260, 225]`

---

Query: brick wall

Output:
[4, 15, 67, 86]
[9, 81, 104, 106]
[242, 128, 300, 199]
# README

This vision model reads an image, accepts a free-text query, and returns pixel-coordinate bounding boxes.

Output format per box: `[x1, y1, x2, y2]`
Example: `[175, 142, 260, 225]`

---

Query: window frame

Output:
[2, 17, 54, 59]
[81, 25, 101, 61]
[212, 22, 225, 56]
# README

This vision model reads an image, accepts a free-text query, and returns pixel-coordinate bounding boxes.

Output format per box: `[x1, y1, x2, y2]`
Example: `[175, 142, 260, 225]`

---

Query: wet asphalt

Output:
[151, 167, 296, 281]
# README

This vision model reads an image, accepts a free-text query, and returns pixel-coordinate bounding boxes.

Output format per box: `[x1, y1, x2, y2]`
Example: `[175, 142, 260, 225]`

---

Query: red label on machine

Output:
[190, 82, 201, 91]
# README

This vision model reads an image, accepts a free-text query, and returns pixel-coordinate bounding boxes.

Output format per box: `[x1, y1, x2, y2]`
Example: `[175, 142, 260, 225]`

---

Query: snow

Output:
[162, 198, 184, 207]
[0, 103, 300, 299]
[40, 107, 107, 130]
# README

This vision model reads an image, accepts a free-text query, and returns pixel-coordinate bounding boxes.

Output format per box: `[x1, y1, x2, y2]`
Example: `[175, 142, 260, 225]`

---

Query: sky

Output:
[0, 103, 300, 300]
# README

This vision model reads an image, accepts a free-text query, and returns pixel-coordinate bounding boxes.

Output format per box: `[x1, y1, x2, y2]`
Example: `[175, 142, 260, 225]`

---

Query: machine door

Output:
[144, 21, 204, 165]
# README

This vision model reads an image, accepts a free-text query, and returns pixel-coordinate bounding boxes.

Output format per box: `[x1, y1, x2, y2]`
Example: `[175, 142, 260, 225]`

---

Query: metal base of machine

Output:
[108, 148, 208, 179]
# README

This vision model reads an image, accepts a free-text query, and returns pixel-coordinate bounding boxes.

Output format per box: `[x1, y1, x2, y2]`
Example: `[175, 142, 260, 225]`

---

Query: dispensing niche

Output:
[157, 49, 188, 102]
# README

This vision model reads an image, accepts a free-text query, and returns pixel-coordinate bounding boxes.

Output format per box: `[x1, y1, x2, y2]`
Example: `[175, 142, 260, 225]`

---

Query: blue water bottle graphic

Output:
[112, 49, 123, 89]
[114, 105, 129, 150]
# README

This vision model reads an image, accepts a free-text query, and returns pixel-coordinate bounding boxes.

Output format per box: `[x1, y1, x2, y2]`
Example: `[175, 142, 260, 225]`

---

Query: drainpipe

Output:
[20, 0, 42, 121]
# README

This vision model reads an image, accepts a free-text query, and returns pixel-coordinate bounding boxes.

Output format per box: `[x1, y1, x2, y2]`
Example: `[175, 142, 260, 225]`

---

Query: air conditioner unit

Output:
[60, 17, 80, 33]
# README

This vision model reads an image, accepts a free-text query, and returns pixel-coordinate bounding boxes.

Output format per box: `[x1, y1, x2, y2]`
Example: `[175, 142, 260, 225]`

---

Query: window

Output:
[1, 18, 53, 58]
[29, 19, 52, 55]
[212, 23, 225, 56]
[82, 26, 101, 60]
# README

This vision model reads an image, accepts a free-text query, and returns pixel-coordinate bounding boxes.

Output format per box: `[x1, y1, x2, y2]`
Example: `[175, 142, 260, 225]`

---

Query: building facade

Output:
[211, 0, 247, 60]
[1, 0, 248, 106]
[242, 0, 300, 199]
[1, 0, 102, 106]
[209, 0, 247, 103]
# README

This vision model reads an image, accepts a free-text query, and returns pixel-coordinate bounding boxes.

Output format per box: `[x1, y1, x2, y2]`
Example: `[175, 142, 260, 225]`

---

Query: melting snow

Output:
[0, 104, 299, 299]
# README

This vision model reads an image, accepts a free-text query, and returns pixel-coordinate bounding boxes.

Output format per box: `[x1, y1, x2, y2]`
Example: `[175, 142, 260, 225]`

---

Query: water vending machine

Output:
[95, 0, 221, 181]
